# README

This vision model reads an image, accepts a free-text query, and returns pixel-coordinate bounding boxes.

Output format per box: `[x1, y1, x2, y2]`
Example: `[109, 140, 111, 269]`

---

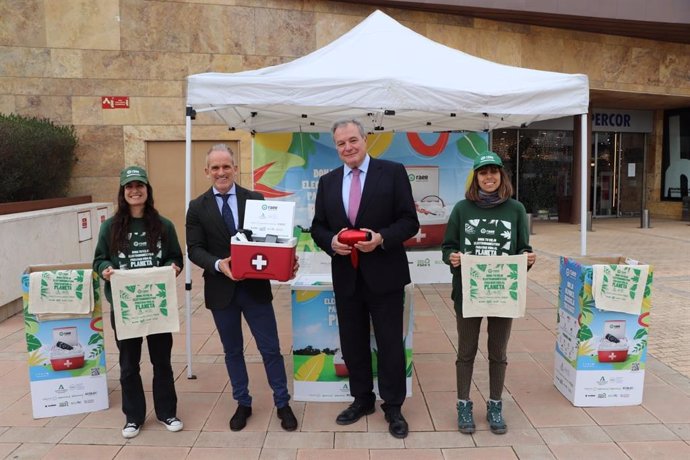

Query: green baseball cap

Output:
[120, 166, 149, 186]
[473, 151, 503, 170]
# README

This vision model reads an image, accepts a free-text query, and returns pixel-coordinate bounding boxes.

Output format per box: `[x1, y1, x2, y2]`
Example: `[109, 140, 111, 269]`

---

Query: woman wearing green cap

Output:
[93, 166, 184, 439]
[441, 152, 536, 435]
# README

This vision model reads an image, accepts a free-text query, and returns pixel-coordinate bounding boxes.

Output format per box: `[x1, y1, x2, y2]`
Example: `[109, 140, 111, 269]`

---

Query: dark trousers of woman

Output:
[456, 312, 513, 401]
[111, 310, 177, 424]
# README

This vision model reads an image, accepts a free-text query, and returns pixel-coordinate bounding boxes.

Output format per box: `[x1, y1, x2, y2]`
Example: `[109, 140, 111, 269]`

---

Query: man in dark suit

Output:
[311, 120, 419, 438]
[186, 144, 297, 432]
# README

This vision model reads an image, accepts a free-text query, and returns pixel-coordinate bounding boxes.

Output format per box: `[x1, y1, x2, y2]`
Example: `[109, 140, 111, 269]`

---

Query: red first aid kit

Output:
[230, 199, 297, 281]
[230, 236, 297, 282]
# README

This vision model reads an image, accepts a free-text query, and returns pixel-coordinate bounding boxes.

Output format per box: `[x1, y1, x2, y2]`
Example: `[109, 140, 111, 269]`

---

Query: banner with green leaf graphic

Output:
[111, 266, 179, 340]
[291, 276, 413, 401]
[254, 131, 489, 283]
[22, 265, 108, 418]
[460, 254, 527, 318]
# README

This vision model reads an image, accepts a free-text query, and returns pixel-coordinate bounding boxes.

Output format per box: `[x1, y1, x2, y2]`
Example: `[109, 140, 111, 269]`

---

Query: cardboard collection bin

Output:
[290, 275, 414, 401]
[553, 256, 653, 407]
[22, 263, 109, 418]
[231, 236, 297, 282]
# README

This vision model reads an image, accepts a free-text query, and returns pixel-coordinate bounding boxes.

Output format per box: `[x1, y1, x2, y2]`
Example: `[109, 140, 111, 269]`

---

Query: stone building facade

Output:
[1, 0, 689, 219]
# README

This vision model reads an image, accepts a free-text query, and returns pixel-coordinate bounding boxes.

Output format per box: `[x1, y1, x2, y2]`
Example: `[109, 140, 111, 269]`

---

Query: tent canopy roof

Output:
[186, 10, 589, 133]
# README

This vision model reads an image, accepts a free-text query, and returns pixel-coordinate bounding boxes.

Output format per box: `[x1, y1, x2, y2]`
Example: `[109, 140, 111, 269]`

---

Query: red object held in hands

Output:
[338, 229, 372, 268]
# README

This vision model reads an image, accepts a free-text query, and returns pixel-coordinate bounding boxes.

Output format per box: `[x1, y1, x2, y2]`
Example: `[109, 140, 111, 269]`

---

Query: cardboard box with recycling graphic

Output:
[553, 256, 653, 406]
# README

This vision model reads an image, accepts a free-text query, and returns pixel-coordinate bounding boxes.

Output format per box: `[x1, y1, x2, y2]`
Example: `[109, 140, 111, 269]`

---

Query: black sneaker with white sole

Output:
[158, 416, 184, 432]
[122, 422, 141, 439]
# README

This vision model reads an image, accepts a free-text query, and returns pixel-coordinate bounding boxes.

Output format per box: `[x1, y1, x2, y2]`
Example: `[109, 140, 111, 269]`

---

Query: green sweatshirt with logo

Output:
[93, 216, 183, 304]
[441, 198, 532, 310]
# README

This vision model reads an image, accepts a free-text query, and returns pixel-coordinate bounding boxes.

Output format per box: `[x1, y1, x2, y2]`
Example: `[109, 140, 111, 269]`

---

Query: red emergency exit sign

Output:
[101, 96, 130, 109]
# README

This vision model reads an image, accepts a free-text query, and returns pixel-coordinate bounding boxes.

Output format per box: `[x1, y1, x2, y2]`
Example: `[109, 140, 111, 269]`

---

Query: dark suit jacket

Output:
[186, 185, 272, 309]
[311, 157, 419, 296]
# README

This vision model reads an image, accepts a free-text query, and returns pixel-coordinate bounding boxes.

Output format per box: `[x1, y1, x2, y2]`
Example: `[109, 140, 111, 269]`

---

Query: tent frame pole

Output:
[580, 113, 588, 256]
[184, 107, 196, 379]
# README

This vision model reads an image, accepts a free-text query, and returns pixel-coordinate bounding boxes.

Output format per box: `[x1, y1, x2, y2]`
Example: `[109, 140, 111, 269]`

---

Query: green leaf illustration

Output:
[88, 333, 102, 345]
[509, 291, 518, 301]
[26, 333, 42, 351]
[577, 324, 593, 341]
[633, 328, 648, 340]
[125, 285, 136, 293]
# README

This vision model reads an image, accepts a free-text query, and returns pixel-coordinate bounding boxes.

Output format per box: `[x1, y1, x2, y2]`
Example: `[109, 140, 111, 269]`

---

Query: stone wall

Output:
[1, 0, 688, 216]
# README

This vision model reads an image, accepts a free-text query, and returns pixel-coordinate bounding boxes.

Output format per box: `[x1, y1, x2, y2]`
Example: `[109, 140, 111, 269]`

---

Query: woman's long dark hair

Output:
[109, 183, 165, 255]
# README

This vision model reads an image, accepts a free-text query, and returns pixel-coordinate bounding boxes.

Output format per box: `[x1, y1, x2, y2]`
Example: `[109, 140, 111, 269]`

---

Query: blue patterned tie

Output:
[217, 193, 236, 235]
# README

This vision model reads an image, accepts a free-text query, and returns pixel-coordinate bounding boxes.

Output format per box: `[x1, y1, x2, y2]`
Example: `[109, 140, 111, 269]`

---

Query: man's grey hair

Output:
[207, 143, 236, 163]
[331, 119, 365, 138]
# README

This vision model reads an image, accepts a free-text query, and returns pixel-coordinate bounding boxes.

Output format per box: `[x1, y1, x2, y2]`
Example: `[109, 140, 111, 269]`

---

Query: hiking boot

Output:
[456, 400, 475, 434]
[486, 400, 507, 434]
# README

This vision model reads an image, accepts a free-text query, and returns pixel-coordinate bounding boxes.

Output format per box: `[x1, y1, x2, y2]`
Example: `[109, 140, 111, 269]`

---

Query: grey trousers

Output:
[455, 313, 513, 401]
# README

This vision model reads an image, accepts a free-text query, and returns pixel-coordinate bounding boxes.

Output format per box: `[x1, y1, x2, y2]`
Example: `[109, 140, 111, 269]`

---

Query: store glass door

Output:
[591, 132, 645, 217]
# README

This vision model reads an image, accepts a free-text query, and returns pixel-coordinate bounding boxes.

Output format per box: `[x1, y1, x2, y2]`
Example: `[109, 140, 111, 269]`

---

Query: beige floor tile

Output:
[113, 445, 190, 459]
[537, 426, 612, 444]
[512, 444, 556, 459]
[641, 385, 690, 423]
[602, 423, 681, 442]
[549, 442, 629, 459]
[424, 391, 461, 431]
[2, 442, 55, 458]
[369, 448, 444, 459]
[127, 428, 200, 447]
[204, 390, 275, 432]
[403, 430, 475, 448]
[0, 426, 70, 444]
[163, 391, 219, 431]
[414, 361, 456, 392]
[0, 394, 49, 427]
[512, 388, 594, 427]
[334, 432, 403, 449]
[584, 405, 660, 425]
[618, 440, 690, 459]
[472, 428, 544, 447]
[61, 427, 125, 445]
[666, 423, 690, 440]
[193, 431, 266, 448]
[172, 362, 229, 393]
[507, 330, 557, 354]
[265, 431, 333, 449]
[297, 448, 369, 460]
[42, 443, 121, 459]
[187, 447, 261, 459]
[0, 443, 20, 458]
[412, 331, 456, 354]
[300, 401, 365, 432]
[442, 446, 518, 459]
[259, 447, 298, 460]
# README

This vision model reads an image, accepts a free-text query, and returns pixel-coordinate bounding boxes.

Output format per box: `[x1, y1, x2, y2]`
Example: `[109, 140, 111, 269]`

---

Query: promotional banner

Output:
[253, 131, 489, 281]
[22, 265, 108, 418]
[290, 276, 413, 401]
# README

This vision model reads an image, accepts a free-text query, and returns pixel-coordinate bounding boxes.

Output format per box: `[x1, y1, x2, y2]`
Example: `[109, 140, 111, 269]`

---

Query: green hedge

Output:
[0, 113, 78, 203]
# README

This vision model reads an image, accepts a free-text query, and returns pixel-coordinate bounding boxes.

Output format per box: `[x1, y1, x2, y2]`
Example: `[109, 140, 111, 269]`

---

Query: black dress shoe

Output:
[229, 405, 252, 431]
[335, 402, 375, 425]
[277, 405, 298, 431]
[385, 409, 409, 439]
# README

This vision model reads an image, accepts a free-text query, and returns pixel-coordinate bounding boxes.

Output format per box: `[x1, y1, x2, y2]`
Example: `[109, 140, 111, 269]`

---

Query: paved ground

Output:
[0, 218, 688, 459]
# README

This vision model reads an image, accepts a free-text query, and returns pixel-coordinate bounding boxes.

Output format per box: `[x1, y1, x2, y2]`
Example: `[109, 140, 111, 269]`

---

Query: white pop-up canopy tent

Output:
[182, 10, 590, 376]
